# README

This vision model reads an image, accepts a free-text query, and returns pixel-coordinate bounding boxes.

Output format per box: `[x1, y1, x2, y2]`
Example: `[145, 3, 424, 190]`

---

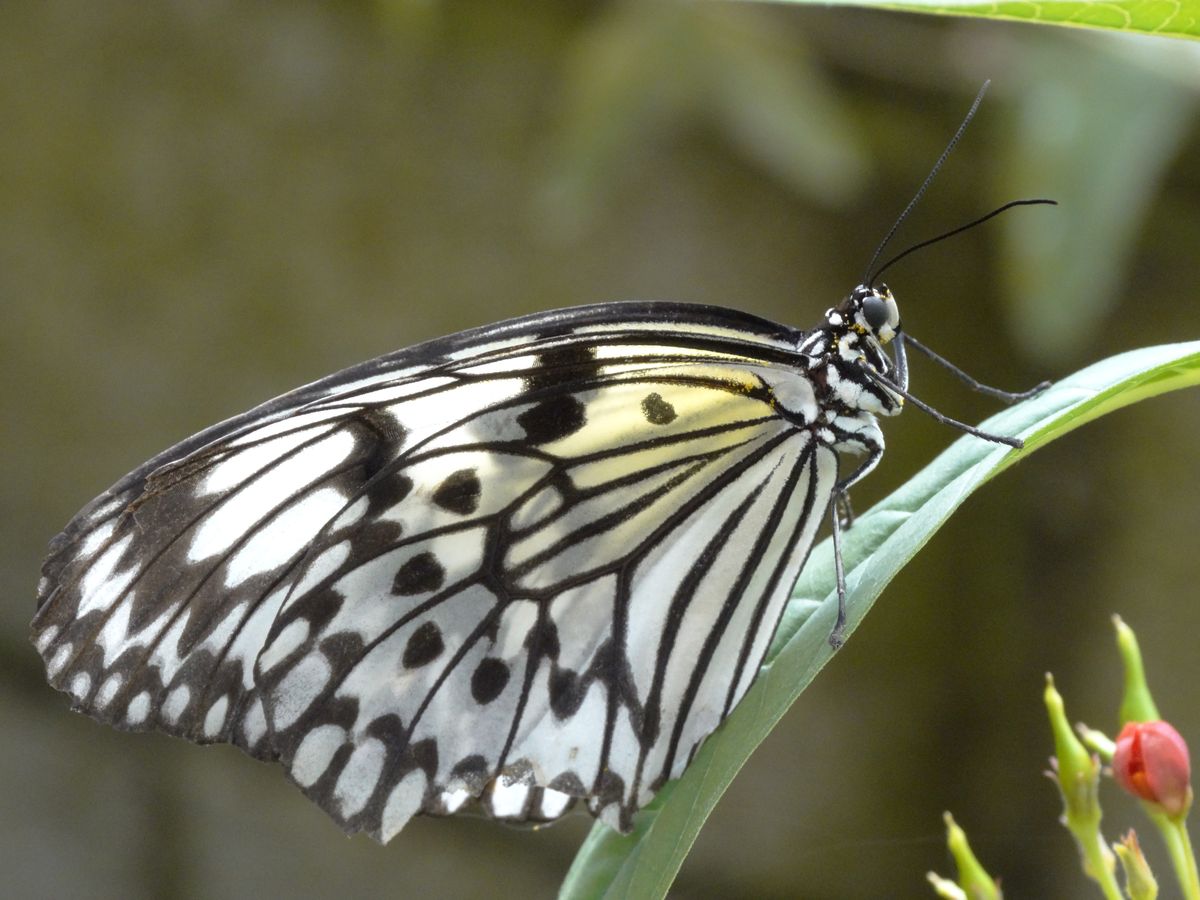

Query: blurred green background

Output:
[4, 1, 1199, 897]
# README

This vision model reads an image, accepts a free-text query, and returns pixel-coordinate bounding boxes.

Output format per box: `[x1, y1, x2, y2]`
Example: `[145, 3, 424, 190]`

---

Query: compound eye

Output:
[861, 293, 891, 330]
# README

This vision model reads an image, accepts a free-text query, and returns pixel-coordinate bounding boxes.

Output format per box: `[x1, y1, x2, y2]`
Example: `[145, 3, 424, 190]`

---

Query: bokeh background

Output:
[4, 2, 1199, 897]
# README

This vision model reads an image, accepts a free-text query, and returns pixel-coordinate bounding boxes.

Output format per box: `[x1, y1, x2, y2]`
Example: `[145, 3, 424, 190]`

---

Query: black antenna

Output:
[862, 81, 991, 285]
[871, 198, 1057, 284]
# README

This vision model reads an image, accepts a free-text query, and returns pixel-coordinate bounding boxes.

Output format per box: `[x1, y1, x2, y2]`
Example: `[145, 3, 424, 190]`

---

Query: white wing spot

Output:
[241, 697, 268, 748]
[234, 594, 284, 689]
[87, 497, 124, 521]
[441, 788, 470, 813]
[598, 800, 623, 832]
[509, 485, 563, 531]
[381, 770, 427, 842]
[95, 597, 161, 669]
[126, 691, 151, 725]
[163, 684, 191, 724]
[189, 430, 355, 561]
[224, 488, 347, 587]
[47, 643, 73, 678]
[540, 789, 573, 819]
[95, 673, 123, 709]
[333, 738, 386, 817]
[199, 602, 244, 656]
[226, 407, 349, 449]
[497, 601, 539, 659]
[35, 625, 59, 653]
[291, 540, 352, 599]
[78, 535, 134, 615]
[78, 521, 116, 559]
[322, 367, 422, 396]
[292, 724, 348, 788]
[446, 334, 534, 360]
[490, 781, 530, 818]
[146, 610, 191, 685]
[69, 672, 91, 700]
[270, 653, 332, 731]
[200, 427, 324, 494]
[203, 695, 230, 738]
[352, 375, 456, 405]
[257, 618, 311, 674]
[331, 496, 369, 531]
[79, 570, 136, 620]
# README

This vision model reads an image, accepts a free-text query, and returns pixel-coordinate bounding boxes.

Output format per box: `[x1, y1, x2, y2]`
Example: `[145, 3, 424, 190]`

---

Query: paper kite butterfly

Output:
[30, 85, 1048, 842]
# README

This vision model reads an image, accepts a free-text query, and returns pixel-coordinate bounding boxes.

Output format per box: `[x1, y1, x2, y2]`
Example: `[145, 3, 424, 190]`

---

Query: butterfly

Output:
[30, 85, 1048, 842]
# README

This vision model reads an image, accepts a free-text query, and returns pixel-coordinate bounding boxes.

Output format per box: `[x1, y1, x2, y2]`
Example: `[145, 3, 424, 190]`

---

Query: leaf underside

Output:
[760, 0, 1200, 42]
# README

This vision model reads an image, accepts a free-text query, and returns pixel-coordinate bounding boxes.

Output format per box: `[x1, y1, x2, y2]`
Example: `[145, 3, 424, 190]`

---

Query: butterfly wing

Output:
[32, 302, 837, 839]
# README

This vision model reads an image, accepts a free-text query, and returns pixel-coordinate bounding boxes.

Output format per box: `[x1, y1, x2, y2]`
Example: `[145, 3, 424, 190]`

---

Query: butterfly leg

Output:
[863, 367, 1025, 449]
[828, 451, 876, 649]
[836, 493, 855, 530]
[829, 497, 849, 649]
[901, 331, 1050, 402]
[827, 420, 885, 649]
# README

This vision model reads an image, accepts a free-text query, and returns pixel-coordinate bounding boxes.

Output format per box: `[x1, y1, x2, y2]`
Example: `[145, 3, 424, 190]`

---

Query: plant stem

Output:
[1152, 812, 1200, 900]
[1071, 819, 1123, 900]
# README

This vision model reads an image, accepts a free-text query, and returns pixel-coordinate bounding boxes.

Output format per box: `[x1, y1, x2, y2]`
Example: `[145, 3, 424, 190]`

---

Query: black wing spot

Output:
[517, 396, 585, 444]
[286, 587, 346, 633]
[366, 472, 414, 518]
[525, 344, 597, 392]
[593, 769, 626, 807]
[530, 617, 560, 660]
[409, 737, 439, 777]
[432, 469, 481, 515]
[354, 412, 408, 480]
[319, 631, 365, 667]
[365, 712, 406, 748]
[392, 551, 445, 596]
[549, 771, 586, 797]
[345, 520, 404, 563]
[640, 392, 677, 425]
[470, 657, 510, 705]
[402, 621, 445, 669]
[450, 754, 490, 794]
[549, 667, 585, 718]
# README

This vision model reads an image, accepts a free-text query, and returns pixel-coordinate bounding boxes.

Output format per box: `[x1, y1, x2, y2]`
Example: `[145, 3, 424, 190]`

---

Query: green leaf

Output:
[541, 3, 866, 234]
[559, 341, 1200, 900]
[755, 0, 1200, 41]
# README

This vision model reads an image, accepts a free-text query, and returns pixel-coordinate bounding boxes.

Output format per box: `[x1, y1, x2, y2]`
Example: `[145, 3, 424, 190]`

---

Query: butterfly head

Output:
[827, 284, 900, 347]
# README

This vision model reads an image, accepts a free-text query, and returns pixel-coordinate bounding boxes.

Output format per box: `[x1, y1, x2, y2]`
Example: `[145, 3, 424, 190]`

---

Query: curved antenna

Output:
[871, 198, 1058, 284]
[862, 81, 991, 285]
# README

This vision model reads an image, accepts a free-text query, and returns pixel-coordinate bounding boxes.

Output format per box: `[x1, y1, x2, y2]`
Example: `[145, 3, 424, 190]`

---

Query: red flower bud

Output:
[1113, 720, 1192, 817]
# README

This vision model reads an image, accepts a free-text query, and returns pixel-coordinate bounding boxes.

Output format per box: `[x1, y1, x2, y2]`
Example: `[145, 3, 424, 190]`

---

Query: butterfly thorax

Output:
[797, 284, 904, 427]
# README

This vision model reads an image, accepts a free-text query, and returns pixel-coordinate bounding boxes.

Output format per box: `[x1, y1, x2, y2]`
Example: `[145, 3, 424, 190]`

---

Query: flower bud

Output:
[1113, 720, 1192, 819]
[938, 812, 1002, 899]
[1112, 830, 1158, 900]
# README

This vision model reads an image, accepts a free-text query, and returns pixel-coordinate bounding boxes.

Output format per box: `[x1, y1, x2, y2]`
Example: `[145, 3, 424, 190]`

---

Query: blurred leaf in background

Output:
[998, 34, 1198, 362]
[541, 1, 868, 235]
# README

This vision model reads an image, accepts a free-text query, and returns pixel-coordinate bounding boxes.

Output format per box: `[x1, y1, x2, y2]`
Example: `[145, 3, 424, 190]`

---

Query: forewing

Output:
[32, 303, 830, 839]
